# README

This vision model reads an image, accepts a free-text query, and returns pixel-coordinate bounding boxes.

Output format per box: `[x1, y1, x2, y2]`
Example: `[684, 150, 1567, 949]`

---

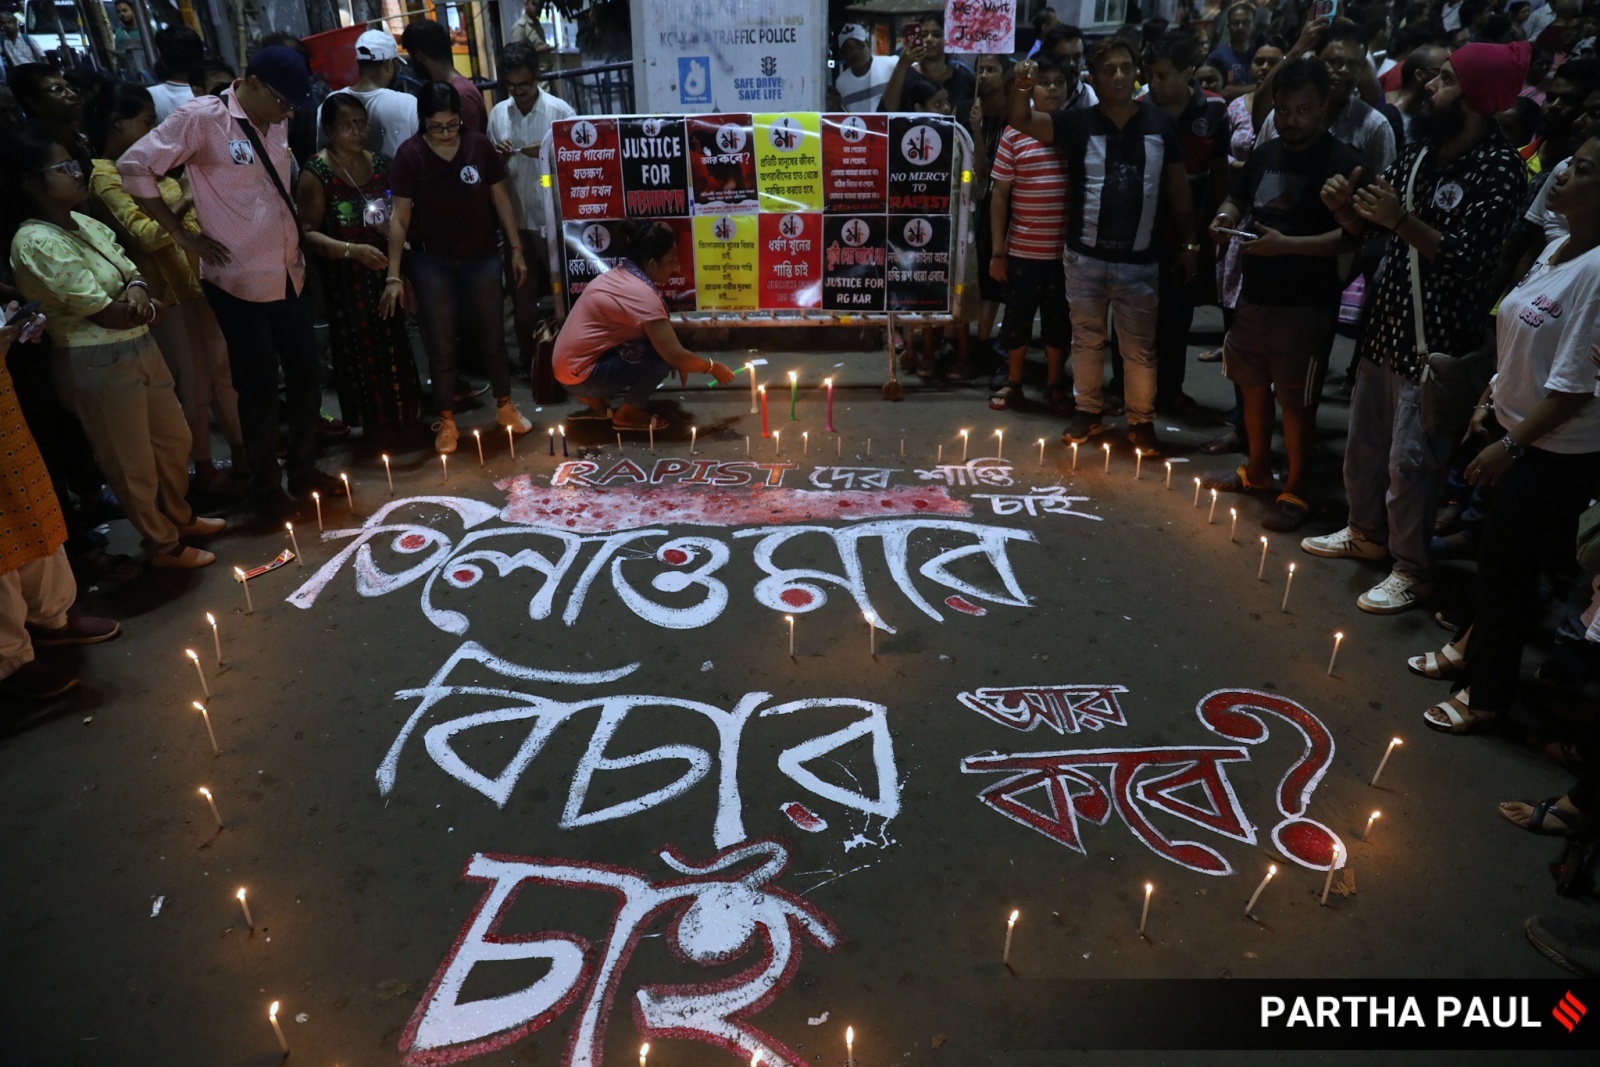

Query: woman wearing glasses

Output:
[296, 93, 422, 443]
[3, 127, 225, 569]
[380, 81, 532, 455]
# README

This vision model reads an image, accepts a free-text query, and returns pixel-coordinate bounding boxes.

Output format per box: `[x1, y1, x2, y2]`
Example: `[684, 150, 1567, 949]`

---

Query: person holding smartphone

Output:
[1203, 57, 1366, 532]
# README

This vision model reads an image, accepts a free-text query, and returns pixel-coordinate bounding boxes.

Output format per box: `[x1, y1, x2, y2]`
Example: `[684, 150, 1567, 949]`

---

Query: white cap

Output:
[838, 23, 870, 47]
[355, 29, 400, 62]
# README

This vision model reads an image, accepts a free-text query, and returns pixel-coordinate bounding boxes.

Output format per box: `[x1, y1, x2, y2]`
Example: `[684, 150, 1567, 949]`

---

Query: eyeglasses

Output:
[425, 120, 463, 134]
[40, 158, 84, 179]
[264, 83, 297, 114]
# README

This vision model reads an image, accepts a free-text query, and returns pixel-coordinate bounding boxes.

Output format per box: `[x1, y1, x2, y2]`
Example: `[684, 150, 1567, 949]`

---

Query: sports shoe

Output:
[1525, 915, 1600, 976]
[316, 408, 349, 439]
[1127, 422, 1162, 457]
[1357, 569, 1431, 614]
[178, 515, 228, 538]
[27, 614, 122, 647]
[434, 418, 459, 454]
[0, 660, 79, 700]
[1063, 411, 1104, 444]
[496, 402, 533, 434]
[151, 545, 216, 569]
[1301, 526, 1387, 560]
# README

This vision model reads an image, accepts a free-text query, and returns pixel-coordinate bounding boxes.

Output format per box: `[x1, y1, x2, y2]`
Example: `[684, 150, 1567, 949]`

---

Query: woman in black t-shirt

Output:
[380, 82, 531, 456]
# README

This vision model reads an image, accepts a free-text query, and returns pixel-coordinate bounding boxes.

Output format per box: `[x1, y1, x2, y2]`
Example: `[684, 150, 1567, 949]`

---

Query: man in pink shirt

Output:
[119, 46, 338, 521]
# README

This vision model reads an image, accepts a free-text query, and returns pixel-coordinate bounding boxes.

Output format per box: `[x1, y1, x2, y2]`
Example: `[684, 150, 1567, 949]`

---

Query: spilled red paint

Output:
[782, 802, 828, 832]
[945, 594, 986, 616]
[779, 589, 815, 608]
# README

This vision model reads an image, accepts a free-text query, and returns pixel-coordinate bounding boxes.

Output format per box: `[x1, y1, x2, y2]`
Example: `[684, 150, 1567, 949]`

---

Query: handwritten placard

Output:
[945, 0, 1017, 54]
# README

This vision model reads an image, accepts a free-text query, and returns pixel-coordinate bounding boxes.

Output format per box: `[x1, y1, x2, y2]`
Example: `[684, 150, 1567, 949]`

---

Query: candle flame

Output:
[1370, 810, 1381, 820]
[1230, 507, 1236, 518]
[193, 701, 206, 712]
[752, 1053, 762, 1067]
[206, 612, 216, 626]
[824, 377, 833, 386]
[1391, 737, 1402, 746]
[185, 648, 199, 662]
[1268, 864, 1276, 876]
[269, 999, 278, 1021]
[1134, 448, 1142, 458]
[758, 385, 766, 394]
[382, 453, 389, 462]
[285, 521, 293, 532]
[1007, 909, 1018, 924]
[784, 615, 793, 623]
[559, 425, 566, 436]
[199, 787, 211, 798]
[237, 887, 247, 901]
[1288, 563, 1295, 574]
[233, 566, 245, 579]
[1145, 882, 1153, 894]
[1103, 442, 1111, 452]
[788, 371, 797, 382]
[960, 429, 968, 438]
[474, 429, 480, 438]
[847, 1026, 854, 1044]
[1260, 535, 1268, 544]
[312, 491, 319, 500]
[1038, 437, 1045, 445]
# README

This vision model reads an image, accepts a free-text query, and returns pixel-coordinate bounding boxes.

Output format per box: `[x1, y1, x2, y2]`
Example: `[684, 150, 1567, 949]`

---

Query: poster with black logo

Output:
[561, 219, 626, 302]
[821, 214, 886, 312]
[552, 118, 624, 221]
[821, 113, 888, 214]
[687, 113, 759, 215]
[619, 117, 690, 217]
[886, 214, 951, 312]
[887, 116, 953, 214]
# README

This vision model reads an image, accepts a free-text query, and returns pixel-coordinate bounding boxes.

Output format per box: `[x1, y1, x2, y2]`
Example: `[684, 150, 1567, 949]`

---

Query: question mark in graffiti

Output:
[1195, 689, 1345, 872]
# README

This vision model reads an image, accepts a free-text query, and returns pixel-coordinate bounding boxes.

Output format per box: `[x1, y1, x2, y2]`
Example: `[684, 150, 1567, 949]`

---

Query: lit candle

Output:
[194, 701, 219, 755]
[1134, 448, 1143, 480]
[473, 429, 484, 466]
[312, 491, 322, 532]
[268, 999, 287, 1052]
[1244, 864, 1276, 917]
[1370, 737, 1401, 787]
[507, 424, 516, 459]
[774, 429, 781, 455]
[1328, 631, 1344, 675]
[788, 370, 798, 420]
[560, 424, 568, 457]
[1208, 488, 1218, 524]
[1229, 507, 1237, 542]
[186, 648, 209, 697]
[382, 453, 394, 494]
[1002, 908, 1018, 964]
[206, 612, 221, 665]
[825, 377, 835, 432]
[1071, 442, 1078, 470]
[786, 614, 795, 657]
[866, 612, 876, 657]
[237, 887, 254, 929]
[1364, 810, 1381, 840]
[1257, 536, 1269, 580]
[649, 420, 655, 454]
[341, 472, 353, 513]
[199, 786, 222, 828]
[994, 429, 1003, 460]
[960, 429, 969, 462]
[286, 521, 302, 565]
[759, 386, 771, 438]
[846, 1025, 855, 1067]
[440, 453, 448, 482]
[1102, 441, 1111, 472]
[1280, 563, 1295, 612]
[1139, 882, 1153, 935]
[234, 566, 252, 615]
[640, 1043, 649, 1067]
[1165, 459, 1172, 489]
[549, 428, 555, 455]
[1037, 437, 1045, 466]
[1320, 843, 1340, 906]
[1193, 477, 1201, 507]
[747, 362, 759, 413]
[937, 443, 943, 463]
[691, 426, 698, 455]
[802, 431, 809, 455]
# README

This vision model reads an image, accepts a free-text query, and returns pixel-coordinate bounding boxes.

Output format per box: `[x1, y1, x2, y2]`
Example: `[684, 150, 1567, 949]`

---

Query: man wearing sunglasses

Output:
[118, 45, 344, 522]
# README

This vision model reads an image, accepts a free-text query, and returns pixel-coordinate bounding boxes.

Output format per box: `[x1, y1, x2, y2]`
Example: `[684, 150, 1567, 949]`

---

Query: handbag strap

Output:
[1403, 147, 1429, 359]
[232, 110, 298, 220]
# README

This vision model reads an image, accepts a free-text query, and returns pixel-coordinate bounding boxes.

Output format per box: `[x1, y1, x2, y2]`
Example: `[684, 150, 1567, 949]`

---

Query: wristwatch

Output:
[1182, 243, 1201, 252]
[1499, 435, 1525, 460]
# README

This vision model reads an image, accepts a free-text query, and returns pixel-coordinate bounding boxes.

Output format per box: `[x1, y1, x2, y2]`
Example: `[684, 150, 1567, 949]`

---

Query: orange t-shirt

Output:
[553, 266, 667, 385]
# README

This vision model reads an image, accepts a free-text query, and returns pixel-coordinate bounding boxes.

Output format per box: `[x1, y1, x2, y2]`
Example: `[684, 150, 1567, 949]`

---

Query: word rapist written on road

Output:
[552, 113, 959, 313]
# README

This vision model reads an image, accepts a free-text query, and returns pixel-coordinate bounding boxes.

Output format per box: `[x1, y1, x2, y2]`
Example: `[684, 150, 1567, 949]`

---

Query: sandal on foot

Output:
[989, 381, 1021, 411]
[1407, 642, 1465, 679]
[1423, 691, 1496, 734]
[1262, 493, 1310, 532]
[613, 414, 668, 432]
[1200, 465, 1273, 493]
[1199, 432, 1243, 456]
[567, 407, 612, 422]
[1499, 798, 1583, 836]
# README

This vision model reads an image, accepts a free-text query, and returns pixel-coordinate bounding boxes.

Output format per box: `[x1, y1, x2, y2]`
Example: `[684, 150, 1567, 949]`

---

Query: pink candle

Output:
[759, 385, 771, 438]
[825, 377, 835, 432]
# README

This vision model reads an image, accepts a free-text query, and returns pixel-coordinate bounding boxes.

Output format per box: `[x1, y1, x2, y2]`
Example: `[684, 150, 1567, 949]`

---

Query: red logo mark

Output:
[1553, 991, 1586, 1033]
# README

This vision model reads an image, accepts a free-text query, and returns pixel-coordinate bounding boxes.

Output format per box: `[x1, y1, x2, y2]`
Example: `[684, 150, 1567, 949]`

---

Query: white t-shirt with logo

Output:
[1524, 158, 1571, 243]
[1492, 239, 1600, 453]
[316, 87, 419, 158]
[836, 55, 899, 113]
[148, 81, 195, 125]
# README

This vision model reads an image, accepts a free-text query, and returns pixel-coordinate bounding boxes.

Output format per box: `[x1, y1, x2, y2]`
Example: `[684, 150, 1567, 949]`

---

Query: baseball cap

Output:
[838, 23, 870, 47]
[246, 45, 313, 108]
[355, 29, 400, 62]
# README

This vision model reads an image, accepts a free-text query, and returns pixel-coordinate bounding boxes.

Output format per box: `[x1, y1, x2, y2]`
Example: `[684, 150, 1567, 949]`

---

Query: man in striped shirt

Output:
[989, 56, 1072, 412]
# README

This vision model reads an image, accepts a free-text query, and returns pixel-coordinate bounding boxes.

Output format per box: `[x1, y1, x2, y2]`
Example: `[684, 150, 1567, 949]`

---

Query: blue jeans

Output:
[1064, 251, 1159, 424]
[408, 250, 511, 412]
[565, 341, 672, 412]
[1342, 359, 1455, 579]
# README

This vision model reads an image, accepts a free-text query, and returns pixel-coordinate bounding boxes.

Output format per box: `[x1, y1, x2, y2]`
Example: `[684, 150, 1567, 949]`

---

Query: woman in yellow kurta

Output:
[0, 303, 121, 700]
[87, 80, 247, 494]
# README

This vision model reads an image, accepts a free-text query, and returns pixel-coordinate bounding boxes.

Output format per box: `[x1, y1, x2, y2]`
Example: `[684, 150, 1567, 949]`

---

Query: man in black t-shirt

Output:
[1008, 38, 1199, 456]
[1203, 57, 1366, 534]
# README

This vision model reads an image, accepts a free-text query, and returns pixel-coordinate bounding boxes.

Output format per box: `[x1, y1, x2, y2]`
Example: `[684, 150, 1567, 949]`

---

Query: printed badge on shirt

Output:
[1433, 182, 1465, 211]
[228, 139, 255, 165]
[460, 165, 481, 185]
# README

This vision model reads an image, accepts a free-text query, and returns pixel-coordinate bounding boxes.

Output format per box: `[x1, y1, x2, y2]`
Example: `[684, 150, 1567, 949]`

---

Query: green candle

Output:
[788, 371, 798, 420]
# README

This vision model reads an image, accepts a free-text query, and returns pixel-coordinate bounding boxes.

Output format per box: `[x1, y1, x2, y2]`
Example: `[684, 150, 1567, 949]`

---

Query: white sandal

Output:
[1407, 642, 1465, 679]
[1422, 689, 1496, 734]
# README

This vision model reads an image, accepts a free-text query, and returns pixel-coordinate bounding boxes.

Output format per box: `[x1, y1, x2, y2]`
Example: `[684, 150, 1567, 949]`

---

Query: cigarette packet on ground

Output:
[234, 550, 296, 581]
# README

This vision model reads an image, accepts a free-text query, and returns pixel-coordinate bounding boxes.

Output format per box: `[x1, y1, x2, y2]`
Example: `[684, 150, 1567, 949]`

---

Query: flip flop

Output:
[566, 407, 612, 422]
[1262, 492, 1310, 532]
[1423, 692, 1496, 734]
[1200, 465, 1273, 493]
[1498, 798, 1582, 836]
[613, 414, 668, 433]
[1407, 642, 1465, 679]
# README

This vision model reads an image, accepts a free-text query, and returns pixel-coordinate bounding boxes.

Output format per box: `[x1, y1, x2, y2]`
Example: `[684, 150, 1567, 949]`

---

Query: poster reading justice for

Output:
[553, 114, 958, 314]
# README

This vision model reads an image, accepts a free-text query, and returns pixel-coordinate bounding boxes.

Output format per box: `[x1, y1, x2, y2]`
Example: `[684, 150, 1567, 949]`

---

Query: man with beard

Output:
[1388, 43, 1449, 143]
[1256, 20, 1397, 183]
[1304, 41, 1531, 614]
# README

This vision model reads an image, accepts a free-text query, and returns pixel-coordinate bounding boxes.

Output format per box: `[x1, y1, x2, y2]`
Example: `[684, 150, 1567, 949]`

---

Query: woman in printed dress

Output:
[295, 92, 421, 441]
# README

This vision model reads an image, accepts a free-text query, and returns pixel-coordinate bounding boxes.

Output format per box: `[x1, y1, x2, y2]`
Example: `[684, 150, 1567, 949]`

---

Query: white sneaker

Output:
[1301, 526, 1387, 560]
[496, 402, 533, 434]
[1358, 570, 1431, 614]
[433, 419, 459, 454]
